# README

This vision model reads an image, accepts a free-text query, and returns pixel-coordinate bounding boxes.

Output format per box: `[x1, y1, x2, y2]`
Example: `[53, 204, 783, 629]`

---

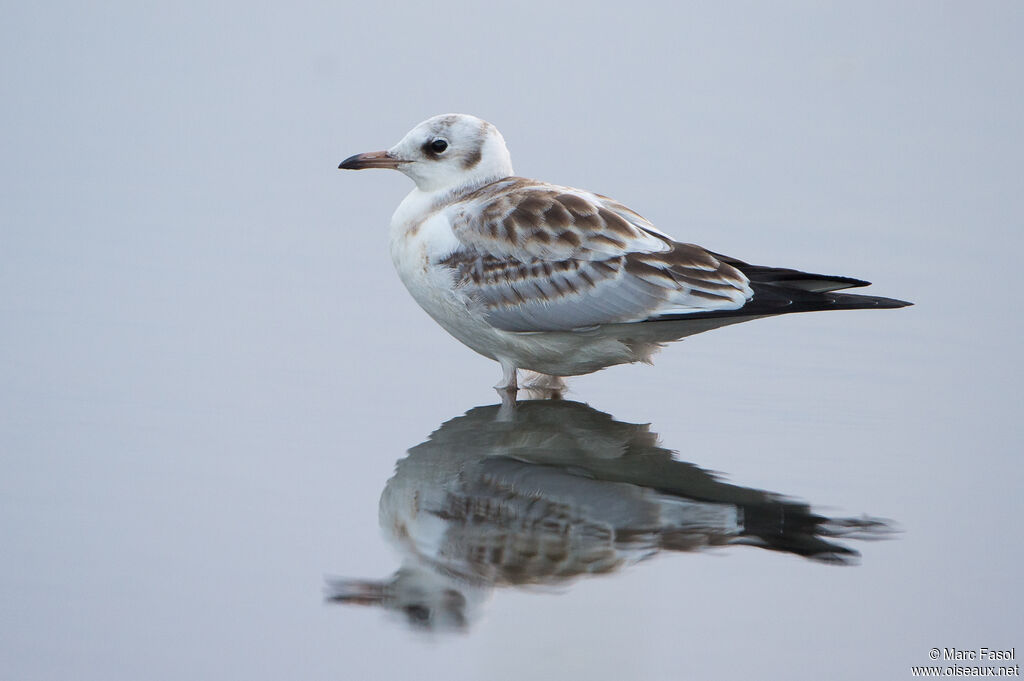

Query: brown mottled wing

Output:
[442, 178, 752, 332]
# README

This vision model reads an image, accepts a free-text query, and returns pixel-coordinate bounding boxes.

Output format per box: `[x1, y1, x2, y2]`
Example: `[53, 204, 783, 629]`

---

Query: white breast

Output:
[389, 191, 505, 361]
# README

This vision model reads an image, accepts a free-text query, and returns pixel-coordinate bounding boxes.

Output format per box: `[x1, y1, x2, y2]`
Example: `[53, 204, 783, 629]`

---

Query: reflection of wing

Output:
[441, 178, 752, 332]
[435, 456, 742, 584]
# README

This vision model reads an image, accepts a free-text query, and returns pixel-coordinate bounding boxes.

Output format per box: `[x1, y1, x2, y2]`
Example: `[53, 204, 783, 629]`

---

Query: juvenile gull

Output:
[339, 114, 910, 392]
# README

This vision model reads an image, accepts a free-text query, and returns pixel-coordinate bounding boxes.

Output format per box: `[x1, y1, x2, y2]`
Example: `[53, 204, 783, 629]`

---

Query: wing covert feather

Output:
[441, 178, 752, 332]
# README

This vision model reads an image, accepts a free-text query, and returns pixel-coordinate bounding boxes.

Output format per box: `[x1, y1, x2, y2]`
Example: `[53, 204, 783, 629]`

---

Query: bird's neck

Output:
[433, 173, 509, 205]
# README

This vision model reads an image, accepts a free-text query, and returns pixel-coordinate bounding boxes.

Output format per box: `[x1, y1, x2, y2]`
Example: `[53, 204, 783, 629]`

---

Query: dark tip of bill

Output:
[338, 153, 361, 170]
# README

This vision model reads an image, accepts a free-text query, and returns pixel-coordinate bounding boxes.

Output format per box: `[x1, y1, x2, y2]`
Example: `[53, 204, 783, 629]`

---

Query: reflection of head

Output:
[326, 566, 477, 632]
[328, 399, 895, 632]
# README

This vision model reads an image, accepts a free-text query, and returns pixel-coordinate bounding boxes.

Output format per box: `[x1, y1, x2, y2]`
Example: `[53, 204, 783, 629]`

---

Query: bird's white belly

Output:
[390, 217, 504, 361]
[388, 208, 640, 376]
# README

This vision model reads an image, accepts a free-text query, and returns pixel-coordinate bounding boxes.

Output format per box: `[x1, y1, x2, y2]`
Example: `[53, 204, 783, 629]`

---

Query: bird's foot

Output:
[494, 363, 518, 392]
[520, 371, 567, 400]
[522, 386, 564, 401]
[494, 363, 520, 412]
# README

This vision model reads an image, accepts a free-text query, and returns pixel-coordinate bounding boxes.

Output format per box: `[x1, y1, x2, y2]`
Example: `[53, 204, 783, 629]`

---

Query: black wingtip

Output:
[709, 252, 875, 293]
[829, 292, 913, 310]
[648, 286, 913, 324]
[743, 283, 914, 313]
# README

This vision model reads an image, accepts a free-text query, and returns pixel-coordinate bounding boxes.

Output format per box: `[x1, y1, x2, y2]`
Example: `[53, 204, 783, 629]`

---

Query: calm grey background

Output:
[2, 2, 1021, 680]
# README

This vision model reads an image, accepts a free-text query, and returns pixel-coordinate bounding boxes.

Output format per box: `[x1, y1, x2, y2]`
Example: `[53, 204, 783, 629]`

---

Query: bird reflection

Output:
[327, 399, 894, 632]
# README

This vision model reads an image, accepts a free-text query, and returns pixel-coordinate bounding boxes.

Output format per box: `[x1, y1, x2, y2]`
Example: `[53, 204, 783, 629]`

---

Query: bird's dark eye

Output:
[430, 139, 448, 153]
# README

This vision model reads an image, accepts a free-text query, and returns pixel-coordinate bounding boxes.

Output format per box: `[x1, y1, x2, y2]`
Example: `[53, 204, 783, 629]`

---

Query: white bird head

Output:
[339, 113, 514, 192]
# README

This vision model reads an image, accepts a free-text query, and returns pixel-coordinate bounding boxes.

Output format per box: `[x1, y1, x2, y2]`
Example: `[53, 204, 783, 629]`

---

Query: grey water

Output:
[2, 3, 1021, 680]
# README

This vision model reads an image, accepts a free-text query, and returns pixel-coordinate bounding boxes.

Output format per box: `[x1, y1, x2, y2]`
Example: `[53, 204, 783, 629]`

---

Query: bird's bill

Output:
[338, 150, 405, 170]
[324, 578, 388, 605]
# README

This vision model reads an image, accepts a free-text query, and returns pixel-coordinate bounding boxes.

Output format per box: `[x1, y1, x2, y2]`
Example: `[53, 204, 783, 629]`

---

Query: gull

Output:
[339, 114, 911, 392]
